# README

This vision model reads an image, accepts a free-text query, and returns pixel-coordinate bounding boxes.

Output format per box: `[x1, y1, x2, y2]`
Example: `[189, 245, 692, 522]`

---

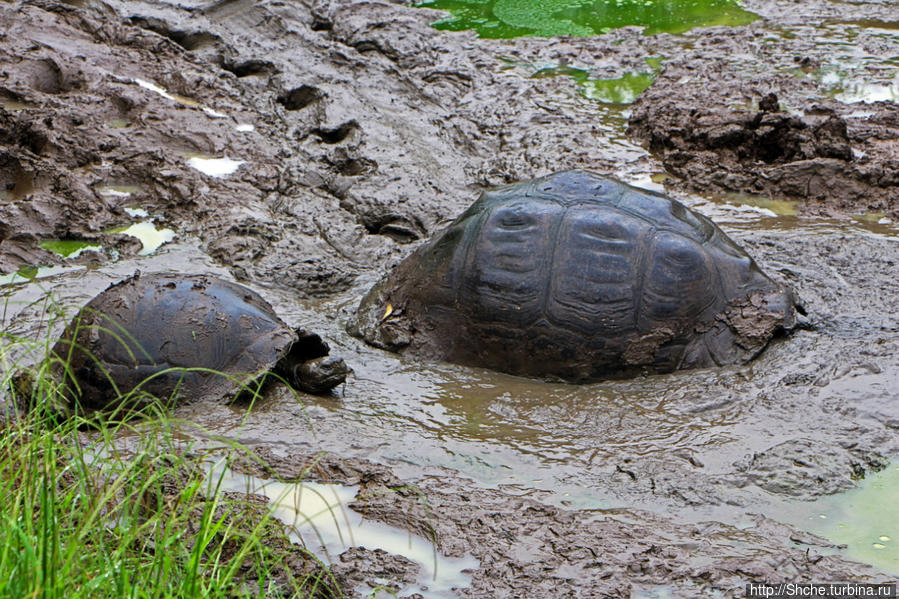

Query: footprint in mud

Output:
[334, 156, 377, 177]
[277, 84, 324, 110]
[221, 59, 278, 79]
[360, 213, 423, 244]
[0, 155, 34, 202]
[312, 120, 361, 145]
[22, 58, 65, 95]
[128, 16, 221, 52]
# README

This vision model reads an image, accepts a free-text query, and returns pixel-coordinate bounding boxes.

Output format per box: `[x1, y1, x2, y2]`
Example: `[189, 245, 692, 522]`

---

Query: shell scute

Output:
[546, 207, 646, 334]
[639, 232, 718, 326]
[462, 199, 561, 327]
[51, 274, 296, 409]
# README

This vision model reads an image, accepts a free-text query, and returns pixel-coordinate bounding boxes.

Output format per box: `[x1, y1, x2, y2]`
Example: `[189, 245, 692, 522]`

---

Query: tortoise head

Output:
[289, 355, 350, 394]
[278, 331, 350, 394]
[762, 285, 801, 332]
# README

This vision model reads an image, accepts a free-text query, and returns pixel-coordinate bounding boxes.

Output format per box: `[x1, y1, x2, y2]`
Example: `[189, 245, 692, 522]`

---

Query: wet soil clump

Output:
[629, 77, 899, 219]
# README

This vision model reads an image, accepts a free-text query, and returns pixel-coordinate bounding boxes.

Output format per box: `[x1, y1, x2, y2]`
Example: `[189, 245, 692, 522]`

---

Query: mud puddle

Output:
[528, 56, 663, 105]
[766, 460, 899, 576]
[173, 188, 898, 594]
[212, 460, 479, 598]
[110, 221, 176, 255]
[683, 191, 899, 237]
[183, 153, 246, 178]
[0, 264, 83, 288]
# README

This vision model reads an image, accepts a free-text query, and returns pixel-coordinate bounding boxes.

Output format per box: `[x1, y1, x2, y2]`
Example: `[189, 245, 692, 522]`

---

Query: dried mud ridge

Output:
[629, 83, 899, 220]
[2, 0, 899, 596]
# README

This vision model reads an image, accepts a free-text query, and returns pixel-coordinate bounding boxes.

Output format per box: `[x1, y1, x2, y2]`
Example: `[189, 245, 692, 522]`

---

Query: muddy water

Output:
[214, 461, 480, 598]
[176, 206, 897, 508]
[178, 180, 898, 589]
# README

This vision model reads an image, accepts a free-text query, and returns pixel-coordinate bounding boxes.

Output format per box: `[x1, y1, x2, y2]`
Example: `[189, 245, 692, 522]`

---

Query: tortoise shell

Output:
[349, 171, 798, 381]
[47, 272, 344, 411]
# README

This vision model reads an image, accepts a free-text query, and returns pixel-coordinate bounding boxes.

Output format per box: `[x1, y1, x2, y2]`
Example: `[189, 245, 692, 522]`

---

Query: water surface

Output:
[772, 462, 899, 575]
[418, 0, 758, 38]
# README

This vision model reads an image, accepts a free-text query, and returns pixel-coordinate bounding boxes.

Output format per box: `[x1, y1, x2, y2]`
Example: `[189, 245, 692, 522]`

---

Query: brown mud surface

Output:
[628, 53, 899, 220]
[2, 0, 898, 596]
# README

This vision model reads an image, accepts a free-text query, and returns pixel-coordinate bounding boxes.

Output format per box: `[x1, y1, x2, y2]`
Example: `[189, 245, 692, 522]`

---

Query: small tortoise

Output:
[349, 171, 800, 381]
[24, 272, 348, 413]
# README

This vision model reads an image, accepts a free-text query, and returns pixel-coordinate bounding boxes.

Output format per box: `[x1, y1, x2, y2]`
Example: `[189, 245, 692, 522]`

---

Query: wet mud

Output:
[625, 0, 899, 220]
[230, 449, 892, 597]
[2, 0, 899, 596]
[628, 66, 899, 220]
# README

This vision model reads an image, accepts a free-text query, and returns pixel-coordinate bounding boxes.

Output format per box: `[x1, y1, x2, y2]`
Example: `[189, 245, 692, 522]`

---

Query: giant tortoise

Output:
[21, 272, 348, 414]
[348, 170, 800, 381]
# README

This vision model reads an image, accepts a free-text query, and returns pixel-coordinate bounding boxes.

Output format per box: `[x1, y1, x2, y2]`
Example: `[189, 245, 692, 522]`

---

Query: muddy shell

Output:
[44, 272, 348, 411]
[348, 170, 800, 382]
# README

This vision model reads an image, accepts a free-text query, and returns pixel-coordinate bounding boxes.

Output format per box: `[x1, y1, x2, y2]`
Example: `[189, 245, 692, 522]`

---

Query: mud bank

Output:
[2, 0, 899, 596]
[628, 67, 899, 220]
[232, 449, 891, 598]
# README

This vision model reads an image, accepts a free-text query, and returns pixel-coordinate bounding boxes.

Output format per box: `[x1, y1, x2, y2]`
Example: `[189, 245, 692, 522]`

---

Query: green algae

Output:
[810, 463, 899, 574]
[418, 0, 759, 38]
[39, 240, 103, 259]
[518, 55, 662, 104]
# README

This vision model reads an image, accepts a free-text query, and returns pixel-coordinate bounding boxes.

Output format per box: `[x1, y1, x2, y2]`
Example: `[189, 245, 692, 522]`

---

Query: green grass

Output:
[0, 307, 343, 599]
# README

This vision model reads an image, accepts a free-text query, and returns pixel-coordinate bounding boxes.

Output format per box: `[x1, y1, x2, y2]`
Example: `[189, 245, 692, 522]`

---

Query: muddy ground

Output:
[1, 0, 898, 596]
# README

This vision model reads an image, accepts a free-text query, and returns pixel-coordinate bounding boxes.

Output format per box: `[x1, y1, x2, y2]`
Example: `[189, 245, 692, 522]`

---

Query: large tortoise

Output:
[348, 170, 801, 381]
[20, 272, 348, 414]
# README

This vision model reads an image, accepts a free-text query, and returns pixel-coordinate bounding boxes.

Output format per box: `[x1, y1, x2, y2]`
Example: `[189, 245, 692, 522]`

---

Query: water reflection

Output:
[110, 221, 176, 255]
[0, 265, 82, 286]
[785, 22, 899, 104]
[185, 154, 245, 177]
[213, 461, 479, 598]
[530, 57, 662, 105]
[684, 191, 899, 238]
[97, 184, 143, 198]
[133, 78, 228, 118]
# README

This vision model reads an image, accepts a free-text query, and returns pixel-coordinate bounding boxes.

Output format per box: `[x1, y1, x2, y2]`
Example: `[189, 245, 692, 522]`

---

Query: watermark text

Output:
[746, 583, 896, 598]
